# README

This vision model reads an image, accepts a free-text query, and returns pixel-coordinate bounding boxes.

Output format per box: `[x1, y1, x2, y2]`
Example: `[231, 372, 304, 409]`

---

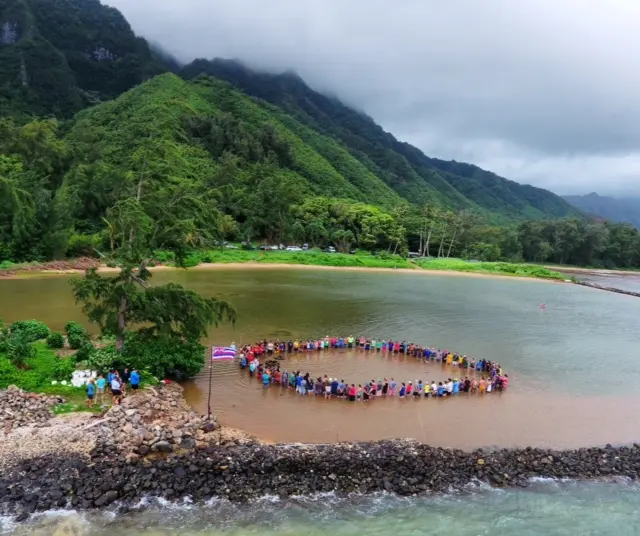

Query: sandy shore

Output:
[1, 261, 557, 282]
[547, 265, 640, 277]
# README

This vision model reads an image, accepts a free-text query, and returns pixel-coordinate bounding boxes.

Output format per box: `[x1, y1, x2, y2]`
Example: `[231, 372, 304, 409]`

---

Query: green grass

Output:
[163, 248, 568, 280]
[51, 401, 102, 415]
[0, 343, 87, 398]
[175, 248, 415, 269]
[413, 258, 568, 280]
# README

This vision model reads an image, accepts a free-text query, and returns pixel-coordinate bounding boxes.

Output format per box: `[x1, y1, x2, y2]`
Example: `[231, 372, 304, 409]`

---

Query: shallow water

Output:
[5, 481, 640, 535]
[2, 268, 640, 447]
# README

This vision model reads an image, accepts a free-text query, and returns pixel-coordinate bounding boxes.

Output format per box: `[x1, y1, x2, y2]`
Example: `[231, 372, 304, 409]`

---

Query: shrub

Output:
[10, 320, 50, 342]
[0, 358, 18, 388]
[46, 331, 65, 349]
[0, 319, 8, 352]
[154, 250, 175, 263]
[52, 356, 76, 381]
[64, 321, 89, 350]
[123, 334, 205, 379]
[6, 334, 36, 368]
[65, 233, 101, 258]
[85, 345, 121, 373]
[74, 342, 94, 363]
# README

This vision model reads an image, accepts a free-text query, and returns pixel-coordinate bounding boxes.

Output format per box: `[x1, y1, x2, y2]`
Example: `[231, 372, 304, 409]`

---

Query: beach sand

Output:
[1, 261, 556, 282]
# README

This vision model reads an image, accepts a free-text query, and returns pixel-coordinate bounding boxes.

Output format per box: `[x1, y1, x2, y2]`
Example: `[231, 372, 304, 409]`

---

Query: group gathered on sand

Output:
[236, 336, 509, 401]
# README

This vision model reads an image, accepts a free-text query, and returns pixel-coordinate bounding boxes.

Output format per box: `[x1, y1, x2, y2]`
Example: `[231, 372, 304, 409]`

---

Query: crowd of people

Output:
[235, 336, 509, 402]
[85, 367, 141, 407]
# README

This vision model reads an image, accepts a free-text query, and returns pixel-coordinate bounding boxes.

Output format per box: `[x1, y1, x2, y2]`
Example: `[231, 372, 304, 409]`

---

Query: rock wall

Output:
[98, 383, 224, 457]
[0, 386, 64, 431]
[2, 383, 640, 521]
[2, 441, 640, 518]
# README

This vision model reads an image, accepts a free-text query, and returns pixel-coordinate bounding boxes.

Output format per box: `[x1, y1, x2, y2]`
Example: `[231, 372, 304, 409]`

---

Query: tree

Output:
[70, 174, 236, 360]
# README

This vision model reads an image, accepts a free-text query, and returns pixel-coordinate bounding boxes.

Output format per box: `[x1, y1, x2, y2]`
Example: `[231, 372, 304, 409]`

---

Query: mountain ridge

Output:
[563, 192, 640, 229]
[180, 58, 579, 221]
[0, 0, 579, 222]
[0, 0, 165, 117]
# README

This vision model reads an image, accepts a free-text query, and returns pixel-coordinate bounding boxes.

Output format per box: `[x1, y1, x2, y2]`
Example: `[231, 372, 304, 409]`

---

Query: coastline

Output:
[2, 383, 640, 520]
[546, 265, 640, 276]
[0, 261, 560, 282]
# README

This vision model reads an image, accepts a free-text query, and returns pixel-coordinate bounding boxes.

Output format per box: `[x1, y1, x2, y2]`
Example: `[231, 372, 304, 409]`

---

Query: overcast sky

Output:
[108, 0, 640, 196]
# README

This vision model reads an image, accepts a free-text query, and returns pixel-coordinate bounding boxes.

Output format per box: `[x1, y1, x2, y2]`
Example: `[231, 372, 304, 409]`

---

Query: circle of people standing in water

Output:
[236, 336, 509, 401]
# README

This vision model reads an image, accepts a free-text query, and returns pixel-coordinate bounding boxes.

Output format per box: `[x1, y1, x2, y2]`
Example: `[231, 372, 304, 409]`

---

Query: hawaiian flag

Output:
[211, 346, 236, 360]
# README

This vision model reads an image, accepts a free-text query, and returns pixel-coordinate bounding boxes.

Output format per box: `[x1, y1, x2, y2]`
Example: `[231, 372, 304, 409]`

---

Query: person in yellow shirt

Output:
[446, 353, 453, 365]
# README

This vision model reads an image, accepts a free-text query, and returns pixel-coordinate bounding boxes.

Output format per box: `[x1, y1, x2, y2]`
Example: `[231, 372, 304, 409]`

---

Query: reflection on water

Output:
[6, 481, 640, 535]
[2, 268, 640, 447]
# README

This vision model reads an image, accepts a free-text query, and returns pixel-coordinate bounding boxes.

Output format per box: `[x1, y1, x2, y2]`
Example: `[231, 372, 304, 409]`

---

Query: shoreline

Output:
[2, 384, 640, 520]
[546, 265, 640, 277]
[0, 261, 559, 282]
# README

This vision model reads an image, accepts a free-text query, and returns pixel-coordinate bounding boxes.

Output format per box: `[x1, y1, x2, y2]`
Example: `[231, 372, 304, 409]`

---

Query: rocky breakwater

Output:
[0, 385, 64, 431]
[94, 383, 227, 458]
[3, 384, 640, 520]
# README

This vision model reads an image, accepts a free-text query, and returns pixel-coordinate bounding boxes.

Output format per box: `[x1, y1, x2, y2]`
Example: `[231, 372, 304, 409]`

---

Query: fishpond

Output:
[1, 267, 640, 448]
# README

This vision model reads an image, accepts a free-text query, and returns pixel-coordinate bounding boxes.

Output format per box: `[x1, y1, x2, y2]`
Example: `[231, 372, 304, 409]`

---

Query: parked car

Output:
[258, 245, 268, 251]
[268, 245, 280, 250]
[286, 246, 303, 251]
[302, 243, 309, 250]
[242, 244, 256, 250]
[323, 246, 337, 253]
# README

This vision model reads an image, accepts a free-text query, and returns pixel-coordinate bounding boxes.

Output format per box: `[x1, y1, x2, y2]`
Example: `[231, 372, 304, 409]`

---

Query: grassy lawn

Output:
[1, 342, 98, 411]
[177, 248, 415, 269]
[413, 257, 568, 280]
[174, 249, 568, 280]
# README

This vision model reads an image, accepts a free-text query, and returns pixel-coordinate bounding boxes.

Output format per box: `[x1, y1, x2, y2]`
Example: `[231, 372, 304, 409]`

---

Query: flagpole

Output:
[207, 346, 213, 421]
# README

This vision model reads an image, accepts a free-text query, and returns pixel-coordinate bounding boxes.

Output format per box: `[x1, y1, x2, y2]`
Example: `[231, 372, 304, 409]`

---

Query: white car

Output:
[286, 246, 303, 251]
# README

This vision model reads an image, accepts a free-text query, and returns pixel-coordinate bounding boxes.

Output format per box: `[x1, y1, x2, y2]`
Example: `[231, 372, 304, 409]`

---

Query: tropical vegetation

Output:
[1, 0, 638, 269]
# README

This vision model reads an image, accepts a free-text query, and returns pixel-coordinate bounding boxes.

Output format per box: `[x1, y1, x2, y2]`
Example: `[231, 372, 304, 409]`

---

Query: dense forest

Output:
[1, 0, 640, 269]
[0, 0, 165, 117]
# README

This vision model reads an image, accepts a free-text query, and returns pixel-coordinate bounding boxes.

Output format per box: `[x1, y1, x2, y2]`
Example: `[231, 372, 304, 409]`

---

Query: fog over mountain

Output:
[107, 0, 640, 196]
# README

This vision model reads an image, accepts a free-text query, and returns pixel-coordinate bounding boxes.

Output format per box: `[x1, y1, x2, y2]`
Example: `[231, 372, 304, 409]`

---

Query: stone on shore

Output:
[2, 382, 639, 520]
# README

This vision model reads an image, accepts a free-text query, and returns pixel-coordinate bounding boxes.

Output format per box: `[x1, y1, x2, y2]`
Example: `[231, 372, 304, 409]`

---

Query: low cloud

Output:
[108, 0, 640, 196]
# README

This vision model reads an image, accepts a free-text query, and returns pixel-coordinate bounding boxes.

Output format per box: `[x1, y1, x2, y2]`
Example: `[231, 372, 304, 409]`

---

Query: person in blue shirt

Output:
[240, 355, 248, 369]
[330, 378, 339, 396]
[96, 374, 106, 404]
[437, 382, 445, 397]
[453, 379, 460, 395]
[130, 369, 141, 390]
[107, 369, 115, 392]
[262, 371, 270, 388]
[296, 374, 305, 395]
[86, 378, 96, 408]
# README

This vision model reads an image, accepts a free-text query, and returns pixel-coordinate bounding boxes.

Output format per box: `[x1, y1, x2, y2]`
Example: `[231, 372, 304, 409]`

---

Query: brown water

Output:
[2, 266, 640, 449]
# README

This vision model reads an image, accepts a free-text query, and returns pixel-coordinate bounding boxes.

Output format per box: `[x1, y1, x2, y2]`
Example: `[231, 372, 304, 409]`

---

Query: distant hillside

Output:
[563, 193, 640, 229]
[180, 58, 580, 222]
[2, 2, 639, 269]
[0, 0, 165, 117]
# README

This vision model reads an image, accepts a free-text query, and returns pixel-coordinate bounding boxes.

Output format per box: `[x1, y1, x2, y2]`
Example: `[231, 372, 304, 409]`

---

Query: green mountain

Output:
[563, 192, 640, 229]
[180, 59, 580, 222]
[0, 0, 164, 117]
[0, 0, 597, 266]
